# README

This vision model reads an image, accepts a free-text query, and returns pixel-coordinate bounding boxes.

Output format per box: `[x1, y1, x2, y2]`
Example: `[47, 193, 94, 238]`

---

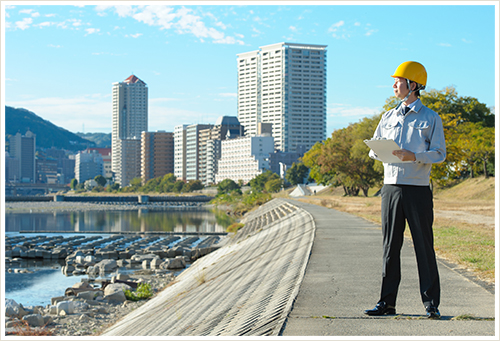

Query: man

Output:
[365, 61, 446, 319]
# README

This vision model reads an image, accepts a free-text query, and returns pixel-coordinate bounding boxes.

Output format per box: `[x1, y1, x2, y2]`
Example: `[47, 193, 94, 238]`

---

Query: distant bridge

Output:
[4, 183, 69, 196]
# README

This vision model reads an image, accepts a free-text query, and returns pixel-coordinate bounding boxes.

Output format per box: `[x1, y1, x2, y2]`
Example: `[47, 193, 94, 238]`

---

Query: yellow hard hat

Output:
[391, 61, 427, 87]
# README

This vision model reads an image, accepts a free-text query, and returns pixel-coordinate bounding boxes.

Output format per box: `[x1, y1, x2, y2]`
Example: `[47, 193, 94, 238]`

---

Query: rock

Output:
[130, 254, 159, 263]
[62, 265, 75, 276]
[43, 315, 53, 325]
[22, 314, 44, 327]
[5, 299, 28, 318]
[87, 265, 99, 277]
[96, 259, 118, 273]
[77, 290, 102, 301]
[51, 296, 66, 306]
[142, 260, 150, 270]
[116, 273, 130, 281]
[56, 301, 75, 315]
[84, 255, 97, 265]
[103, 283, 131, 303]
[150, 258, 162, 269]
[160, 257, 186, 270]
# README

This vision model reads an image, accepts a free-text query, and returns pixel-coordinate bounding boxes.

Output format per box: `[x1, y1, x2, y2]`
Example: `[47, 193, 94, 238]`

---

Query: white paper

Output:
[364, 138, 412, 163]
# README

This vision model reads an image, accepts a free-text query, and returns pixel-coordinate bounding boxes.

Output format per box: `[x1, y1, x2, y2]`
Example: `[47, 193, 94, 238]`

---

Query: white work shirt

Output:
[369, 99, 447, 186]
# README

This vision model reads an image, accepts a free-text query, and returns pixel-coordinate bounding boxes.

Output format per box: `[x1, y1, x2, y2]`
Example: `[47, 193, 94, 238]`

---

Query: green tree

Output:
[70, 178, 78, 190]
[172, 180, 185, 193]
[184, 180, 204, 192]
[249, 171, 280, 193]
[94, 175, 107, 187]
[265, 178, 283, 193]
[217, 179, 241, 195]
[285, 162, 309, 185]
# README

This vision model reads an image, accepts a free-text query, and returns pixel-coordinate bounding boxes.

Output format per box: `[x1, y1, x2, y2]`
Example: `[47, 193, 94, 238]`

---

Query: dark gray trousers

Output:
[379, 184, 440, 308]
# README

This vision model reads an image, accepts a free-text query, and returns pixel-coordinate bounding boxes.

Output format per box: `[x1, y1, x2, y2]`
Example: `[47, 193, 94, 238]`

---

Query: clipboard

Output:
[364, 138, 412, 163]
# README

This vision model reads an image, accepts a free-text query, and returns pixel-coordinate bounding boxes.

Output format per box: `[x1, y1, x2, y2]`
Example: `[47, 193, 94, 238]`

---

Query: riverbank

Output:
[5, 200, 211, 213]
[5, 270, 176, 336]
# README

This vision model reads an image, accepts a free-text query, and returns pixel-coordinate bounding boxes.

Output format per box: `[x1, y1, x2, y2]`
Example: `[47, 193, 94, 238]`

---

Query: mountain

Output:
[5, 106, 96, 151]
[75, 132, 111, 148]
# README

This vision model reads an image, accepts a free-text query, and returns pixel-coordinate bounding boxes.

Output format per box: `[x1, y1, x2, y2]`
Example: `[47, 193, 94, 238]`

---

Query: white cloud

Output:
[289, 25, 297, 31]
[327, 103, 380, 133]
[15, 18, 32, 30]
[462, 38, 472, 43]
[48, 44, 62, 48]
[128, 33, 143, 38]
[329, 20, 345, 31]
[219, 93, 237, 98]
[99, 5, 245, 45]
[365, 29, 377, 36]
[36, 21, 53, 28]
[438, 42, 451, 47]
[85, 28, 100, 35]
[19, 9, 34, 15]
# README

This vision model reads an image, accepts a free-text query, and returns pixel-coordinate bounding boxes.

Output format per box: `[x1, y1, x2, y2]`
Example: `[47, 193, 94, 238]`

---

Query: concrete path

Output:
[281, 199, 496, 337]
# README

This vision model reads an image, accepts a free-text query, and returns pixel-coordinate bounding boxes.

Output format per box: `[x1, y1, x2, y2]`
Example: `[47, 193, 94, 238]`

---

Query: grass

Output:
[296, 177, 495, 284]
[10, 320, 55, 336]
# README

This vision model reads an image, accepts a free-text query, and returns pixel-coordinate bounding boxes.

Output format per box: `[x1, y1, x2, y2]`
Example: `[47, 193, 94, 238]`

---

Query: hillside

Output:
[5, 106, 96, 151]
[76, 132, 111, 148]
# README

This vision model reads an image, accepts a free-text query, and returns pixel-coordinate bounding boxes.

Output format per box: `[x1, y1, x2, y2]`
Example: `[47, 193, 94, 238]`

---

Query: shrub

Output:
[124, 283, 154, 301]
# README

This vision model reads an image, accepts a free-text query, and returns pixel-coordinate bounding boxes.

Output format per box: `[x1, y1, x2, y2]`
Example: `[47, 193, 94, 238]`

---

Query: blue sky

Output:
[2, 2, 498, 136]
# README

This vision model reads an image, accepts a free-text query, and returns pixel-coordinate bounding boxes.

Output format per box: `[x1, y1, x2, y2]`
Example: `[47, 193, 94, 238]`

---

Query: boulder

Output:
[130, 253, 159, 263]
[150, 258, 162, 269]
[56, 301, 75, 315]
[77, 290, 103, 301]
[103, 283, 131, 303]
[96, 259, 118, 273]
[160, 257, 186, 270]
[22, 314, 44, 327]
[5, 299, 28, 318]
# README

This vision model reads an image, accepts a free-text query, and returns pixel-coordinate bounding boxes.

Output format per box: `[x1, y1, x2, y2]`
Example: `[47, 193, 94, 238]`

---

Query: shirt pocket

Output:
[407, 120, 431, 148]
[408, 120, 430, 130]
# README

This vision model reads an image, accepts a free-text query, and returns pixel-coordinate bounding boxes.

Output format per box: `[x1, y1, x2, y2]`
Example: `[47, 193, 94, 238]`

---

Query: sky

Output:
[2, 1, 498, 136]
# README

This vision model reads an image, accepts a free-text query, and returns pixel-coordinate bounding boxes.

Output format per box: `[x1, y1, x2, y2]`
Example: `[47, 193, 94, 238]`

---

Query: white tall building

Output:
[174, 124, 188, 181]
[111, 75, 148, 187]
[237, 42, 327, 153]
[215, 135, 274, 184]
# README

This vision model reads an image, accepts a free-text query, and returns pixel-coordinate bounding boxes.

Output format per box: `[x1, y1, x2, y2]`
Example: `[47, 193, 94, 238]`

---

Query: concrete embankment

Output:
[103, 199, 315, 336]
[103, 198, 496, 337]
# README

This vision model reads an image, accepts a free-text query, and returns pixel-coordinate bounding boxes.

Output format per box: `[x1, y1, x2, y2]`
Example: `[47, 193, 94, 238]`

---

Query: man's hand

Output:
[392, 149, 416, 162]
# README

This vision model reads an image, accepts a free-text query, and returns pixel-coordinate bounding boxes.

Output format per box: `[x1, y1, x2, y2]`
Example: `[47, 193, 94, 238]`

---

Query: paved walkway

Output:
[281, 199, 496, 337]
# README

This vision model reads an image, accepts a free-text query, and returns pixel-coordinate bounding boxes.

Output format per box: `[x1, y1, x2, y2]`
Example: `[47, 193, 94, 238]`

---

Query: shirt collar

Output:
[402, 98, 422, 115]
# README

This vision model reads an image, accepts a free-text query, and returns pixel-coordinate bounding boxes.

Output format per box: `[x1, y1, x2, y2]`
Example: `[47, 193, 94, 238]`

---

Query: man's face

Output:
[393, 77, 410, 100]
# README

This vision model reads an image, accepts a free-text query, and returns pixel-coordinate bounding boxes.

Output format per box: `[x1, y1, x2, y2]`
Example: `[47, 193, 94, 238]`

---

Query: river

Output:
[4, 208, 234, 307]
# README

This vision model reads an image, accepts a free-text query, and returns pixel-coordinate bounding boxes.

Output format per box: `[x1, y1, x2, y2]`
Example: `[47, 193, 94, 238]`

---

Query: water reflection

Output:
[5, 209, 234, 233]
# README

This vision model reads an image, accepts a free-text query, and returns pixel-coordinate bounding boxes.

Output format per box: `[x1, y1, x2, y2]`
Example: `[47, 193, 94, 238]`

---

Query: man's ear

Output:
[411, 82, 417, 91]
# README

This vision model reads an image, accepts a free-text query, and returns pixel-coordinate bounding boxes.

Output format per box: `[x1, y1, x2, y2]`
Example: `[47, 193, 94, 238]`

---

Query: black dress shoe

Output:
[426, 306, 441, 319]
[364, 301, 396, 316]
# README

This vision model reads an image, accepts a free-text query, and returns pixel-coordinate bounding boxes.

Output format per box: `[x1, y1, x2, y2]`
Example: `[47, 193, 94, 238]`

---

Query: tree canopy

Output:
[303, 86, 495, 196]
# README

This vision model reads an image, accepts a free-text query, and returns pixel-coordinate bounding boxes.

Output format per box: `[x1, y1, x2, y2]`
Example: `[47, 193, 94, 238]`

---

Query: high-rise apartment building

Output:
[237, 42, 327, 153]
[8, 130, 36, 183]
[174, 125, 188, 181]
[141, 131, 174, 184]
[199, 116, 243, 186]
[185, 124, 213, 181]
[111, 75, 148, 187]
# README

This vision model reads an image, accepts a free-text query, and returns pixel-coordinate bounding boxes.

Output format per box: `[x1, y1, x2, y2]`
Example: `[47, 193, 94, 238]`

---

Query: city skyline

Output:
[3, 2, 498, 136]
